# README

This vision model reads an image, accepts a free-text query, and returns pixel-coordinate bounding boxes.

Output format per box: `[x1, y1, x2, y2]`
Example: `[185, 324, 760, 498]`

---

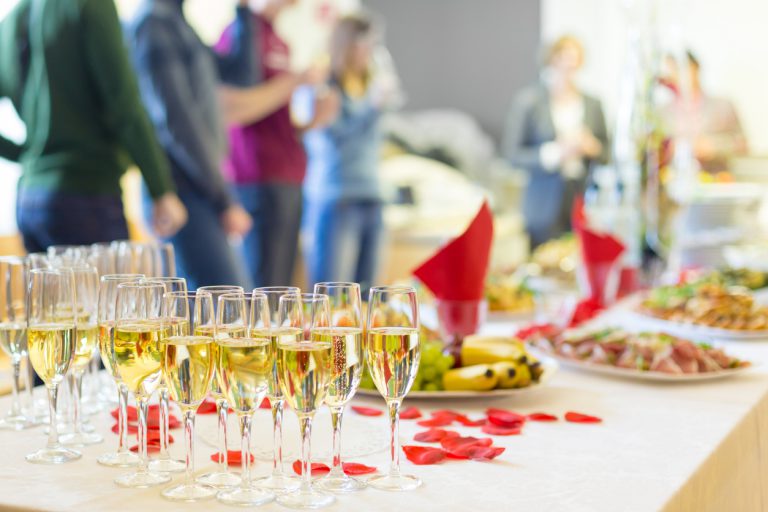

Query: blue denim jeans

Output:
[16, 189, 129, 253]
[234, 183, 303, 288]
[303, 199, 384, 293]
[143, 186, 252, 290]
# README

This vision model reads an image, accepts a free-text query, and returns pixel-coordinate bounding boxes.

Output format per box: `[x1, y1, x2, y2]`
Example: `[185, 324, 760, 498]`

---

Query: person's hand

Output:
[220, 204, 253, 239]
[237, 0, 249, 7]
[694, 136, 716, 162]
[152, 193, 187, 238]
[578, 128, 602, 159]
[310, 89, 341, 129]
[298, 63, 329, 88]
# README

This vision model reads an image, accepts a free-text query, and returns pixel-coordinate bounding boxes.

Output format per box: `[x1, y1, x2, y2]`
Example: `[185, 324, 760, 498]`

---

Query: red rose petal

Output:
[462, 445, 506, 461]
[402, 445, 447, 465]
[528, 413, 558, 422]
[481, 423, 522, 436]
[341, 462, 377, 475]
[350, 406, 383, 417]
[260, 397, 271, 409]
[144, 430, 174, 445]
[147, 413, 181, 430]
[400, 406, 422, 420]
[292, 460, 331, 476]
[456, 417, 486, 427]
[440, 436, 493, 452]
[431, 409, 462, 419]
[486, 408, 526, 428]
[197, 399, 218, 415]
[110, 423, 138, 435]
[413, 428, 460, 443]
[416, 416, 455, 427]
[565, 411, 602, 424]
[129, 440, 162, 453]
[211, 450, 254, 466]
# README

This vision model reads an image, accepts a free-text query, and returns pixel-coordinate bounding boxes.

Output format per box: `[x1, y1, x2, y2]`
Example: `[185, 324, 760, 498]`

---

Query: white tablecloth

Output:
[1, 313, 768, 512]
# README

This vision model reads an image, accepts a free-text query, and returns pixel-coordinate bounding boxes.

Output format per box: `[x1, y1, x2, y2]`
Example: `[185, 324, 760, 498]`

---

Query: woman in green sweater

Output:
[0, 0, 186, 250]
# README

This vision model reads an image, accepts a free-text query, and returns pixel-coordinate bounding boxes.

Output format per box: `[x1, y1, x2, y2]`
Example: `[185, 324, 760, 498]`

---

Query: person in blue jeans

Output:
[300, 15, 390, 292]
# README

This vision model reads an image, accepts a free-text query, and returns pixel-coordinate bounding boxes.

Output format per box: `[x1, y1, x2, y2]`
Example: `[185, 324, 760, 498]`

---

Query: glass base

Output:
[97, 450, 140, 468]
[253, 473, 301, 493]
[115, 470, 171, 488]
[60, 431, 103, 446]
[277, 489, 335, 509]
[80, 421, 96, 434]
[26, 446, 81, 464]
[162, 483, 218, 502]
[368, 473, 422, 492]
[196, 471, 242, 489]
[0, 413, 35, 431]
[149, 457, 186, 473]
[217, 486, 276, 506]
[316, 473, 367, 493]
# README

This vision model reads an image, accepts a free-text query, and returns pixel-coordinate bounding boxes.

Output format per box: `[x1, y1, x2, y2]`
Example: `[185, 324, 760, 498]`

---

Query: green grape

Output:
[421, 347, 439, 365]
[421, 366, 438, 382]
[435, 355, 454, 373]
[423, 382, 440, 392]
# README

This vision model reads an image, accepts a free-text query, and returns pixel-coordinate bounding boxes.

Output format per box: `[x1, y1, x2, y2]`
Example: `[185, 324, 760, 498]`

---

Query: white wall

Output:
[542, 0, 768, 154]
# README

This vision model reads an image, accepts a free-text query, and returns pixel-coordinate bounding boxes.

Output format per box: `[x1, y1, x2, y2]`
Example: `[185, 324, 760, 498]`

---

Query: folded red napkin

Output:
[572, 198, 625, 307]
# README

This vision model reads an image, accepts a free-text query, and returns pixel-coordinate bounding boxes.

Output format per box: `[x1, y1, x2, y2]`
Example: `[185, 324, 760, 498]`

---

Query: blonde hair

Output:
[542, 35, 584, 68]
[329, 15, 374, 82]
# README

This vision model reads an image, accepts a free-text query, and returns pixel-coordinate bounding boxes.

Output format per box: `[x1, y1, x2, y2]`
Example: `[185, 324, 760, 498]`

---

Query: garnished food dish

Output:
[698, 268, 768, 291]
[530, 233, 578, 276]
[639, 283, 768, 331]
[528, 327, 750, 376]
[484, 274, 534, 313]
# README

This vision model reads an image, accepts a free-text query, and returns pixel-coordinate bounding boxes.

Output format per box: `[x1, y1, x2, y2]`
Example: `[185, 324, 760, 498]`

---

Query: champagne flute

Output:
[365, 286, 421, 491]
[196, 285, 244, 489]
[253, 286, 302, 492]
[0, 257, 33, 430]
[147, 276, 188, 474]
[96, 274, 144, 467]
[60, 265, 103, 446]
[313, 282, 366, 493]
[216, 293, 275, 506]
[25, 268, 80, 464]
[160, 289, 217, 501]
[113, 281, 171, 488]
[276, 292, 334, 509]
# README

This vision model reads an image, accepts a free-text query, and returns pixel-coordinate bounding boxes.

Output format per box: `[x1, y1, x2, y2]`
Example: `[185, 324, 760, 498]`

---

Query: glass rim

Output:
[253, 286, 300, 294]
[215, 336, 271, 347]
[163, 290, 212, 298]
[314, 281, 360, 290]
[100, 273, 145, 281]
[369, 285, 416, 294]
[29, 267, 70, 276]
[197, 285, 245, 292]
[116, 280, 165, 290]
[0, 255, 25, 265]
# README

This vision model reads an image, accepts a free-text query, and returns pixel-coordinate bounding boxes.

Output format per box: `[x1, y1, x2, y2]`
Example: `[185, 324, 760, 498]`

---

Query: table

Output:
[1, 311, 767, 512]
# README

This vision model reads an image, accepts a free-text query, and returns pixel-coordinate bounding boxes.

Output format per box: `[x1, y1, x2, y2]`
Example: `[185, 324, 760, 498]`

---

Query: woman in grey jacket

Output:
[503, 35, 608, 248]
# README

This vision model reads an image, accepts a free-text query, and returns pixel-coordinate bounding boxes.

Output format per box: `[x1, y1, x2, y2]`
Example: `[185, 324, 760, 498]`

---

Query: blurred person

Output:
[661, 50, 747, 172]
[503, 35, 608, 248]
[299, 15, 389, 292]
[217, 0, 340, 288]
[0, 0, 186, 253]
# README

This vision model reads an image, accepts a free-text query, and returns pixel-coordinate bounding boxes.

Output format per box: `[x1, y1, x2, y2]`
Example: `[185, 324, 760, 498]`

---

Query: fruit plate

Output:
[355, 356, 559, 399]
[625, 310, 768, 341]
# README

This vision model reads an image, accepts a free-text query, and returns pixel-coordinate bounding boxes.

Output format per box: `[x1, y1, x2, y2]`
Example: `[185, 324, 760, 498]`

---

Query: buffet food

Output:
[697, 268, 768, 291]
[484, 274, 534, 313]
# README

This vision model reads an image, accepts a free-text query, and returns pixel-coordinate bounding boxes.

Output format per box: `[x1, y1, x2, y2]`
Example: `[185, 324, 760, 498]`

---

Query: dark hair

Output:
[330, 15, 374, 82]
[686, 49, 700, 69]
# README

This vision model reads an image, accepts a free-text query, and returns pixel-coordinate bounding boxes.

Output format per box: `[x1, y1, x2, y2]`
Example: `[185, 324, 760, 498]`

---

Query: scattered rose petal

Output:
[440, 436, 493, 452]
[211, 450, 254, 466]
[292, 460, 331, 476]
[341, 462, 377, 475]
[414, 428, 460, 443]
[260, 398, 271, 409]
[147, 413, 181, 430]
[110, 423, 138, 435]
[486, 408, 526, 428]
[528, 413, 558, 422]
[565, 411, 602, 424]
[456, 417, 486, 427]
[442, 436, 502, 460]
[402, 445, 446, 465]
[416, 416, 455, 428]
[129, 440, 162, 453]
[461, 445, 506, 461]
[144, 430, 174, 445]
[350, 406, 383, 417]
[197, 399, 218, 415]
[111, 405, 161, 422]
[481, 423, 522, 436]
[400, 406, 422, 420]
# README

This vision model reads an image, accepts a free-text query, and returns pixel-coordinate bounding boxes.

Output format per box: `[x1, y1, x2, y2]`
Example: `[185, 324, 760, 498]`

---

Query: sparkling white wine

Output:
[72, 324, 98, 372]
[28, 323, 76, 386]
[193, 325, 246, 400]
[98, 322, 120, 381]
[310, 327, 363, 407]
[216, 337, 271, 413]
[277, 341, 331, 415]
[162, 336, 214, 409]
[113, 321, 169, 399]
[0, 322, 26, 359]
[366, 327, 420, 400]
[166, 316, 190, 337]
[265, 327, 302, 401]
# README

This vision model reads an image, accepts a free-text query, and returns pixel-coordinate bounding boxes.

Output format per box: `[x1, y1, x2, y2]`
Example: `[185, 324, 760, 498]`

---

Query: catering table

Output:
[1, 312, 767, 512]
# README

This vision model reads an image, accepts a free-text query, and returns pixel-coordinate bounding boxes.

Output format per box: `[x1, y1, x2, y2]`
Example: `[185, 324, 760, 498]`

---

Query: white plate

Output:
[486, 310, 535, 322]
[550, 354, 753, 382]
[356, 356, 558, 400]
[626, 310, 768, 341]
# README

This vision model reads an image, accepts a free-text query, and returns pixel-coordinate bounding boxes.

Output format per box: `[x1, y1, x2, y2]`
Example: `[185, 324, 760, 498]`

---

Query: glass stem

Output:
[137, 398, 149, 474]
[387, 400, 402, 478]
[183, 409, 195, 486]
[159, 387, 170, 459]
[46, 384, 59, 449]
[299, 414, 313, 493]
[25, 354, 35, 407]
[73, 370, 84, 434]
[217, 398, 229, 471]
[271, 399, 284, 476]
[10, 358, 22, 416]
[239, 413, 252, 490]
[329, 406, 344, 476]
[117, 383, 130, 453]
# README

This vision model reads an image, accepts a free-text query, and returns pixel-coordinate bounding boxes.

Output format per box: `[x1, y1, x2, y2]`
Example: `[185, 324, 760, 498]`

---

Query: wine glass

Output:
[112, 281, 171, 488]
[160, 290, 217, 501]
[156, 242, 176, 278]
[146, 276, 188, 473]
[96, 274, 144, 468]
[25, 268, 80, 464]
[0, 257, 33, 430]
[59, 265, 103, 446]
[253, 286, 301, 492]
[196, 285, 244, 489]
[313, 282, 366, 493]
[365, 286, 421, 491]
[216, 292, 275, 506]
[21, 254, 51, 423]
[276, 292, 334, 509]
[88, 243, 117, 276]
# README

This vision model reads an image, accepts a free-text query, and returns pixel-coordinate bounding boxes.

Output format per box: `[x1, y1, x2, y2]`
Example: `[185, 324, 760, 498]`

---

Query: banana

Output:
[514, 363, 532, 388]
[491, 362, 518, 388]
[443, 365, 498, 391]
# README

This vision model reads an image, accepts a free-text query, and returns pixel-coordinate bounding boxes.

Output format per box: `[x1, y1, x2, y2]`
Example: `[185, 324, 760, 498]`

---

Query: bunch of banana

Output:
[442, 335, 544, 391]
